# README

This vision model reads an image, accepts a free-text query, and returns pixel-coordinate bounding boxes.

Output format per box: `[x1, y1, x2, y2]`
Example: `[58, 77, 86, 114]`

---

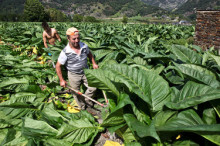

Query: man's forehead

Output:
[70, 34, 80, 39]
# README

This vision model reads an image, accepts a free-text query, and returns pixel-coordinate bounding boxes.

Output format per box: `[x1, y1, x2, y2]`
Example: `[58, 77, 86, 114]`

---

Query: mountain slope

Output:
[0, 0, 167, 18]
[176, 0, 220, 19]
[141, 0, 188, 10]
[0, 0, 25, 14]
[41, 0, 166, 17]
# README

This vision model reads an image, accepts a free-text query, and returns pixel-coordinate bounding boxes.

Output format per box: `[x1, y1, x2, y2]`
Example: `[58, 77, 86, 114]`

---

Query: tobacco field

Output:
[0, 22, 220, 146]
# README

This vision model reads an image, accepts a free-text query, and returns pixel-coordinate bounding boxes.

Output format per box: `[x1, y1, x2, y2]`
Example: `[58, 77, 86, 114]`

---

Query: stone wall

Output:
[195, 10, 220, 54]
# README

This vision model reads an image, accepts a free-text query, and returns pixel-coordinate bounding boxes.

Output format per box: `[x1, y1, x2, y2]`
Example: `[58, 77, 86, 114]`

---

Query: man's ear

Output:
[67, 35, 70, 40]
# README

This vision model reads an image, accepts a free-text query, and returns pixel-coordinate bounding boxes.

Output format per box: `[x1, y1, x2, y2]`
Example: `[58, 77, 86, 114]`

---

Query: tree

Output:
[122, 15, 128, 24]
[84, 16, 99, 22]
[23, 0, 47, 22]
[73, 14, 84, 22]
[46, 8, 67, 22]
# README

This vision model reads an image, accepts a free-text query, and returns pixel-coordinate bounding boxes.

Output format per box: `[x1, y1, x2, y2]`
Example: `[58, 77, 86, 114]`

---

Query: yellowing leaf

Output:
[38, 60, 45, 64]
[176, 134, 181, 140]
[64, 93, 71, 98]
[37, 56, 44, 60]
[70, 100, 79, 107]
[33, 47, 37, 54]
[67, 106, 80, 113]
[104, 140, 123, 146]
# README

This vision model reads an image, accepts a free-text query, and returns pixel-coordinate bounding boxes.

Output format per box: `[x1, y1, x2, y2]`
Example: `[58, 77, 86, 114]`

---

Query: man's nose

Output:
[75, 38, 79, 42]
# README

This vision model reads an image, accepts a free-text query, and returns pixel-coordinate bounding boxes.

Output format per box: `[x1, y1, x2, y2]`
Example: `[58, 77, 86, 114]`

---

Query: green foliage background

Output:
[0, 22, 220, 145]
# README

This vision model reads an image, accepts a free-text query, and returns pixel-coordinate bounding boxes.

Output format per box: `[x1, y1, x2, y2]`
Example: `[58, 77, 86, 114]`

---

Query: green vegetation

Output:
[0, 22, 220, 145]
[23, 0, 47, 22]
[46, 8, 68, 22]
[0, 0, 170, 22]
[122, 15, 128, 24]
[0, 0, 68, 22]
[0, 0, 219, 22]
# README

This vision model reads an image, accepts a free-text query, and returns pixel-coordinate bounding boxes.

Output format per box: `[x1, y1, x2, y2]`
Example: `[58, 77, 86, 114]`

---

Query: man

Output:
[42, 22, 61, 67]
[42, 22, 61, 48]
[56, 27, 98, 110]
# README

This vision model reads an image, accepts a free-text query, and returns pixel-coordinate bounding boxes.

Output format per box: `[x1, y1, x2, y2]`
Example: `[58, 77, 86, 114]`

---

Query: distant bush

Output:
[84, 16, 99, 22]
[73, 14, 84, 22]
[122, 15, 128, 24]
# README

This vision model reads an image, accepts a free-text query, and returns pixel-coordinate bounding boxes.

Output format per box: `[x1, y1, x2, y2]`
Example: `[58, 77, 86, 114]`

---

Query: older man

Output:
[56, 27, 98, 110]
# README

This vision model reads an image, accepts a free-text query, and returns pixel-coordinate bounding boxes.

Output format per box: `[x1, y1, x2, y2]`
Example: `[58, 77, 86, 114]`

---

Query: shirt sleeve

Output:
[58, 51, 67, 65]
[86, 45, 90, 55]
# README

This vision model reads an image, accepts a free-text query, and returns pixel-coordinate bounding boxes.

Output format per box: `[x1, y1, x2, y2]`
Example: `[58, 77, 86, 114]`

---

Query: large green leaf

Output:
[10, 92, 37, 103]
[174, 63, 220, 88]
[115, 125, 137, 143]
[102, 94, 150, 128]
[0, 102, 37, 117]
[101, 109, 125, 128]
[208, 52, 220, 66]
[22, 117, 58, 139]
[124, 114, 160, 142]
[0, 77, 30, 92]
[0, 101, 39, 127]
[98, 51, 119, 68]
[125, 142, 142, 146]
[155, 109, 220, 145]
[0, 128, 28, 146]
[143, 36, 158, 53]
[166, 81, 220, 110]
[41, 107, 68, 129]
[56, 118, 99, 143]
[31, 38, 42, 45]
[84, 69, 120, 97]
[210, 99, 220, 120]
[93, 49, 113, 60]
[203, 108, 217, 125]
[43, 138, 73, 146]
[0, 129, 8, 144]
[171, 45, 202, 64]
[140, 52, 171, 61]
[104, 64, 171, 111]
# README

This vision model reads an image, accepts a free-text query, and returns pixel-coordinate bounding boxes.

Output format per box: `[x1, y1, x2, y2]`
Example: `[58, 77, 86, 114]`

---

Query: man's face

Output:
[68, 34, 80, 48]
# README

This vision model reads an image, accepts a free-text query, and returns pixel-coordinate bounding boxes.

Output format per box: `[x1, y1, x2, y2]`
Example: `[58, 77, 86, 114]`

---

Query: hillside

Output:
[0, 0, 166, 18]
[141, 0, 188, 10]
[41, 0, 167, 18]
[0, 0, 25, 14]
[176, 0, 220, 19]
[1, 0, 218, 21]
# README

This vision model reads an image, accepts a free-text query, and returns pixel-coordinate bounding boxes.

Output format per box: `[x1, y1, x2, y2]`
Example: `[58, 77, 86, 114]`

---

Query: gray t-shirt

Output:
[58, 42, 90, 74]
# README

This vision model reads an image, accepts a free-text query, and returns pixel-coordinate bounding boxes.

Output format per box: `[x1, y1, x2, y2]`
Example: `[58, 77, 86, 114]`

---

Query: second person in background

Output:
[42, 22, 61, 48]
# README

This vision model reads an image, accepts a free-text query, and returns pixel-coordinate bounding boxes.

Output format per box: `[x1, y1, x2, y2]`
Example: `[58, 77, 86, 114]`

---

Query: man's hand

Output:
[93, 63, 99, 69]
[60, 80, 67, 87]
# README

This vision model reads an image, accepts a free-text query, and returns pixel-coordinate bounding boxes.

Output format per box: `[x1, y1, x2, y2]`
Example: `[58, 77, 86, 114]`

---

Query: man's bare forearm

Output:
[44, 42, 48, 48]
[56, 63, 64, 82]
[88, 51, 97, 64]
[88, 51, 99, 69]
[43, 37, 48, 48]
[56, 33, 61, 42]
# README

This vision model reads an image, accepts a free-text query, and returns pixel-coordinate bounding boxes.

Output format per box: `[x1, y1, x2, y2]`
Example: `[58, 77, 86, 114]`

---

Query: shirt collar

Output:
[65, 42, 86, 53]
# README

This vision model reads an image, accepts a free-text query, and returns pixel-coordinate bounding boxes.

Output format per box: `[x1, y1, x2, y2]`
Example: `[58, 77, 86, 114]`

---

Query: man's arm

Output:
[56, 61, 67, 87]
[55, 30, 61, 42]
[43, 32, 48, 48]
[88, 51, 98, 69]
